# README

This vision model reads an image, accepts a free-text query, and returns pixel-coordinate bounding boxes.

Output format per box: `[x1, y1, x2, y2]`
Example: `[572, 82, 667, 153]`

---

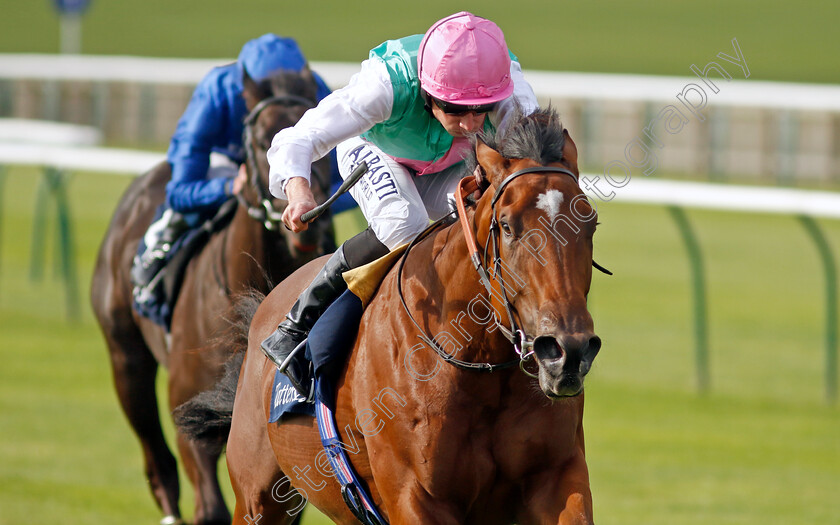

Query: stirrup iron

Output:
[277, 339, 307, 374]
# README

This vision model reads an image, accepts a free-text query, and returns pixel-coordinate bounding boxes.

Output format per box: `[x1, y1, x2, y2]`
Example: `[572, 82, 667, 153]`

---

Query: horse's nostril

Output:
[587, 335, 602, 357]
[534, 336, 564, 361]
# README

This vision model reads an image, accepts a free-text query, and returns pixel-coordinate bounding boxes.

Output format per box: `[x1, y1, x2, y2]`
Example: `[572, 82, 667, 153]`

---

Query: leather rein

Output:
[398, 165, 603, 376]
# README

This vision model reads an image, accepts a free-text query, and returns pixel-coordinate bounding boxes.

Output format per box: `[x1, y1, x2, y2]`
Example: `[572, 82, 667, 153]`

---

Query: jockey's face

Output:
[431, 100, 488, 137]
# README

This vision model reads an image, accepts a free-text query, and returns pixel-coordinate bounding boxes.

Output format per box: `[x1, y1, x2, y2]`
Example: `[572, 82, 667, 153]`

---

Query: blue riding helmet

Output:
[237, 34, 308, 84]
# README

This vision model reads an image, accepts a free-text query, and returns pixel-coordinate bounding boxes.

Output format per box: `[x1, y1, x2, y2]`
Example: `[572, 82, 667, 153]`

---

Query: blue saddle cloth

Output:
[267, 289, 364, 422]
[132, 227, 205, 329]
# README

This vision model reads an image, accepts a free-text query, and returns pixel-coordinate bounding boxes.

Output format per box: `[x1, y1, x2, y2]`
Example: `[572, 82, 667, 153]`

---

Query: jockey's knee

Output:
[343, 227, 389, 268]
[369, 209, 431, 250]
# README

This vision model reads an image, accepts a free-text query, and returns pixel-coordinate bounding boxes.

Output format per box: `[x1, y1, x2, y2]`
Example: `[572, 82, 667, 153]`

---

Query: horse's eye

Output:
[500, 221, 512, 236]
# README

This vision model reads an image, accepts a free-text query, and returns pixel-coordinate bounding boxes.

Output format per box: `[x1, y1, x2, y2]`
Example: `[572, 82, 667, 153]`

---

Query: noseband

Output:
[240, 94, 318, 230]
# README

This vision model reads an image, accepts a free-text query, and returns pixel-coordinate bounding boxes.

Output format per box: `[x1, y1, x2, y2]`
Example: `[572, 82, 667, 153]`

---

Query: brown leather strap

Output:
[455, 176, 481, 261]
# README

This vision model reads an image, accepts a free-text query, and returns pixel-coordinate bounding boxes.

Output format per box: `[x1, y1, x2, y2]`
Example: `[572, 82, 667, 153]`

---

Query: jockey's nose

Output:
[459, 113, 485, 133]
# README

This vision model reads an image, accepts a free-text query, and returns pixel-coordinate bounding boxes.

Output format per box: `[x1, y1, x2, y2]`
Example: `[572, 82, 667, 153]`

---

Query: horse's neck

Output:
[219, 207, 274, 290]
[227, 205, 263, 246]
[402, 209, 512, 362]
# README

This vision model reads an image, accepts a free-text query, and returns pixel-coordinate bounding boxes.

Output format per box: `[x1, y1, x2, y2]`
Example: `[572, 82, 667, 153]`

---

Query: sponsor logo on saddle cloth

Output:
[269, 371, 315, 422]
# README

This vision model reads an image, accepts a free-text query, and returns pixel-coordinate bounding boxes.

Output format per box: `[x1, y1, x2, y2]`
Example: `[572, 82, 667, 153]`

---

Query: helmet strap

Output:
[420, 90, 434, 115]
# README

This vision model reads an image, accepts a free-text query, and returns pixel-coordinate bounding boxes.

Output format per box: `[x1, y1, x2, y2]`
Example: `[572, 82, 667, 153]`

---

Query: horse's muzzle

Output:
[285, 220, 326, 257]
[533, 333, 601, 398]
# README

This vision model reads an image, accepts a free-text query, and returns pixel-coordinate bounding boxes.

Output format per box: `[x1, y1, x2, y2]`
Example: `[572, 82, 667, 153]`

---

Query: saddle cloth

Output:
[269, 370, 316, 421]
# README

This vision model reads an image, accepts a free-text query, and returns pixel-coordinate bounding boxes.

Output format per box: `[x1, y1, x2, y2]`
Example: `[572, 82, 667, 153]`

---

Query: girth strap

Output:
[315, 391, 388, 525]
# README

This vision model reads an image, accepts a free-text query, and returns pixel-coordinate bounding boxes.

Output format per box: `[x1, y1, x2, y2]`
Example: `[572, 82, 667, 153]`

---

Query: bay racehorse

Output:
[194, 107, 602, 524]
[90, 69, 335, 524]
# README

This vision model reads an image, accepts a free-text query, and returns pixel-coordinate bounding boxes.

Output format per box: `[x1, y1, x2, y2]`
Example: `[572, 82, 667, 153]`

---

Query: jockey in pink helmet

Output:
[261, 12, 539, 397]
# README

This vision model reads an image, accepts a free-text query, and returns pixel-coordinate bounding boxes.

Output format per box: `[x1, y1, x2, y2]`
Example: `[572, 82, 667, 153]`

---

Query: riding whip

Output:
[301, 161, 368, 223]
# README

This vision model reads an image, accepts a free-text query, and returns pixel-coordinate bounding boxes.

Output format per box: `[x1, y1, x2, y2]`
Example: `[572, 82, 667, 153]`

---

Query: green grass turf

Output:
[0, 166, 838, 523]
[1, 0, 839, 84]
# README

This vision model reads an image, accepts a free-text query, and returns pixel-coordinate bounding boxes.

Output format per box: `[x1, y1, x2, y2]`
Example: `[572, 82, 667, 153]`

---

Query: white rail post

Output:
[777, 109, 798, 186]
[707, 107, 729, 182]
[59, 13, 82, 55]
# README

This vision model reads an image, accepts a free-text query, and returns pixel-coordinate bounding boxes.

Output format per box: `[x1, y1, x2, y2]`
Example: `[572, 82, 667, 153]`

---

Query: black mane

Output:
[268, 68, 318, 102]
[244, 67, 319, 103]
[466, 105, 566, 170]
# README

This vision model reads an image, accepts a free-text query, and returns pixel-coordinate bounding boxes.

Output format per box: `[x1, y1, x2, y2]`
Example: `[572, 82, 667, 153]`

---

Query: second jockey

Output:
[132, 34, 335, 298]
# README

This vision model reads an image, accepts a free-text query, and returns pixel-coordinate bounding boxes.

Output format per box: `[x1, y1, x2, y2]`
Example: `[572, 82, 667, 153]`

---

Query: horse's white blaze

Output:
[536, 189, 564, 222]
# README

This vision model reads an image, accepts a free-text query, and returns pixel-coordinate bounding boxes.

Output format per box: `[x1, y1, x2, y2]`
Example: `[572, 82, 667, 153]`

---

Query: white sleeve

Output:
[492, 60, 539, 135]
[267, 58, 394, 199]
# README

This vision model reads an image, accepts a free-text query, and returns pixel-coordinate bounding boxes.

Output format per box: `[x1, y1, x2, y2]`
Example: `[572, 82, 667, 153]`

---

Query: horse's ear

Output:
[300, 64, 314, 82]
[241, 73, 262, 111]
[475, 138, 508, 187]
[562, 128, 579, 168]
[296, 65, 319, 102]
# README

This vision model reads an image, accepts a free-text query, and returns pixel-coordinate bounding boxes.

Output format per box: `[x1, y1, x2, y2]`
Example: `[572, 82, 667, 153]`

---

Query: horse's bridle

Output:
[240, 94, 322, 230]
[470, 166, 584, 376]
[398, 165, 590, 375]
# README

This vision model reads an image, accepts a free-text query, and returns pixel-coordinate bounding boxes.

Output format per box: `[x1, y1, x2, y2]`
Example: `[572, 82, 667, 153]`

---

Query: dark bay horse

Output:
[216, 108, 603, 524]
[90, 69, 334, 525]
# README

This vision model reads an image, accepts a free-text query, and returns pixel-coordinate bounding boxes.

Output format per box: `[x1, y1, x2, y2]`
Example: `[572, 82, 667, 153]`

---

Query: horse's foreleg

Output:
[231, 499, 304, 525]
[104, 328, 181, 519]
[517, 449, 594, 525]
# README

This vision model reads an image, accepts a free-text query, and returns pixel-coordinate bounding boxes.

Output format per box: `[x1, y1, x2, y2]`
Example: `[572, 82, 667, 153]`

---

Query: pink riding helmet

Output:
[418, 12, 513, 106]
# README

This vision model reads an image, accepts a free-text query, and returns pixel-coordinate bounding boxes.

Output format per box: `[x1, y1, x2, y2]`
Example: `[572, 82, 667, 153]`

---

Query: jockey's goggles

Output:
[431, 96, 497, 116]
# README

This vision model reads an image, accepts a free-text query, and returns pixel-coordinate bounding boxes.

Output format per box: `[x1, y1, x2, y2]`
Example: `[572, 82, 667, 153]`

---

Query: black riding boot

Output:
[131, 209, 188, 290]
[260, 245, 351, 398]
[261, 228, 389, 399]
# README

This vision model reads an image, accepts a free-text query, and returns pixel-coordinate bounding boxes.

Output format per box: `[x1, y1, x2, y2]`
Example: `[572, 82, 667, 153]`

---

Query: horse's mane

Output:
[465, 105, 566, 171]
[266, 68, 319, 102]
[244, 66, 319, 103]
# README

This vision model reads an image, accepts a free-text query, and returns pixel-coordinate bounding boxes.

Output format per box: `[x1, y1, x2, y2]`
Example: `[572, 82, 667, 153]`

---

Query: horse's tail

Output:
[173, 350, 243, 453]
[172, 289, 265, 454]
